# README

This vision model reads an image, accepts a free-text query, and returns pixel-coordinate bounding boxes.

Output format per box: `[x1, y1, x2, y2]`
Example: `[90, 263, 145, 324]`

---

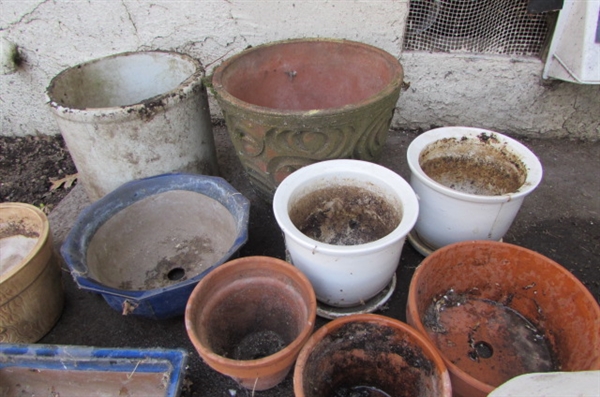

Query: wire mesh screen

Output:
[404, 0, 551, 56]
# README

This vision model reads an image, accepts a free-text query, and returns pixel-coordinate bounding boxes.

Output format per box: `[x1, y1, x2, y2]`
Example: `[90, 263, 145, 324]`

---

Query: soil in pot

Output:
[419, 134, 527, 196]
[231, 330, 287, 360]
[86, 190, 237, 290]
[202, 281, 302, 360]
[323, 323, 433, 397]
[186, 256, 316, 390]
[289, 186, 401, 245]
[299, 320, 445, 397]
[423, 289, 557, 387]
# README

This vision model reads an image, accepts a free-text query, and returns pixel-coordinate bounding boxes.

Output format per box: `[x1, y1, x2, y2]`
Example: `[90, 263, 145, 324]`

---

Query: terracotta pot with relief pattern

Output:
[212, 38, 404, 201]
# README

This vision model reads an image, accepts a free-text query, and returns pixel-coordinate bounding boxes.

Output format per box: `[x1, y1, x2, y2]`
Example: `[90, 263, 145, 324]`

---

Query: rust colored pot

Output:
[406, 241, 600, 397]
[294, 314, 452, 397]
[0, 203, 64, 343]
[185, 256, 316, 390]
[212, 38, 404, 201]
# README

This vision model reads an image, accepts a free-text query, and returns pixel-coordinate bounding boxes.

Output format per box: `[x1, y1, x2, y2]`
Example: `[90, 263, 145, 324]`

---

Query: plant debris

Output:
[1, 135, 77, 212]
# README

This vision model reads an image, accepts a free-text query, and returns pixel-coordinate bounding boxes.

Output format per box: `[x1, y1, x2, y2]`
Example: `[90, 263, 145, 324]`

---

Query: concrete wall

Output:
[1, 0, 598, 140]
[398, 53, 600, 140]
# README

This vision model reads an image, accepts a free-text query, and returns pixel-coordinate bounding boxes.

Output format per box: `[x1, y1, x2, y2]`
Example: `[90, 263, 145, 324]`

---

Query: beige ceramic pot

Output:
[0, 203, 64, 343]
[212, 38, 404, 201]
[294, 314, 452, 397]
[407, 241, 600, 397]
[185, 256, 317, 390]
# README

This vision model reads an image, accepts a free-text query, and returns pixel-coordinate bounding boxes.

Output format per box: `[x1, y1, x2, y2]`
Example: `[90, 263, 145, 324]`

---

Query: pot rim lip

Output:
[46, 50, 204, 118]
[0, 202, 50, 281]
[293, 313, 452, 396]
[211, 37, 404, 117]
[184, 255, 317, 369]
[406, 126, 543, 203]
[272, 159, 419, 255]
[59, 173, 250, 300]
[406, 240, 600, 394]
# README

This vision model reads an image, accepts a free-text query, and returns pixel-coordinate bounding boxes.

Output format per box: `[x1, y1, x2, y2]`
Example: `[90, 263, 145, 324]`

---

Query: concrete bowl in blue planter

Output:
[0, 344, 187, 397]
[61, 173, 250, 319]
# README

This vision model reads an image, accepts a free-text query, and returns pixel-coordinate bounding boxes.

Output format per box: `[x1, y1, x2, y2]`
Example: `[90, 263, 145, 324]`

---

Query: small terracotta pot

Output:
[185, 256, 317, 390]
[212, 38, 404, 201]
[294, 314, 452, 397]
[0, 203, 64, 343]
[406, 241, 600, 397]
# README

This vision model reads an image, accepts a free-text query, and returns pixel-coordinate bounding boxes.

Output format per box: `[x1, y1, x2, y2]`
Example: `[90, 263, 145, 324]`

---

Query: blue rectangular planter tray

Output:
[0, 344, 187, 397]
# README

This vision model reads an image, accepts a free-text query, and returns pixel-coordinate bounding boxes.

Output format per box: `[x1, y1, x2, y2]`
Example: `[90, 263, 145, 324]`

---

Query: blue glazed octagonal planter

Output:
[0, 344, 187, 397]
[61, 173, 250, 319]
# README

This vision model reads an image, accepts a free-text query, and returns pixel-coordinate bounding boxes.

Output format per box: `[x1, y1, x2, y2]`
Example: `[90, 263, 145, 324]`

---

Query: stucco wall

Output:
[398, 52, 600, 140]
[1, 0, 598, 140]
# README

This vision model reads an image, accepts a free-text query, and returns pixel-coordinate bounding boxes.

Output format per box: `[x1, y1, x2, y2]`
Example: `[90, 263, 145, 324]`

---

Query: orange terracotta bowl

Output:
[407, 240, 600, 397]
[185, 256, 316, 391]
[294, 314, 452, 397]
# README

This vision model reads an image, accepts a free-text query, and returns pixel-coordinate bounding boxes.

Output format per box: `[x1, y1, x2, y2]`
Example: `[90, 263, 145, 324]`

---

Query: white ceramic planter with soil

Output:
[273, 159, 419, 315]
[406, 127, 543, 254]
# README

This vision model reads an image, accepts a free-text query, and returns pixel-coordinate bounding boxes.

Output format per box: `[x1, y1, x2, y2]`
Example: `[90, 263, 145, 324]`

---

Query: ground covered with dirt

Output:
[0, 135, 77, 212]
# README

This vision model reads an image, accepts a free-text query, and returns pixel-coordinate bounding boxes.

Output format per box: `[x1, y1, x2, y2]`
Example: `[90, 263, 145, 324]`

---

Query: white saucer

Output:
[316, 274, 397, 320]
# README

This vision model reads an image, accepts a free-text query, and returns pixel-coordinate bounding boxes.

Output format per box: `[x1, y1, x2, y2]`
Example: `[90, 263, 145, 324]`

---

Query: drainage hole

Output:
[167, 267, 185, 281]
[474, 341, 493, 359]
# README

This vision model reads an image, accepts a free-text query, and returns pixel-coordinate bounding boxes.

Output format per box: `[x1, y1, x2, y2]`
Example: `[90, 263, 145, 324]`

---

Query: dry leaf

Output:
[49, 173, 78, 191]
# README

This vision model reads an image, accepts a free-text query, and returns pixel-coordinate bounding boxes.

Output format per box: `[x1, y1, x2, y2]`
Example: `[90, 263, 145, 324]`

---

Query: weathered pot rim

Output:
[407, 127, 543, 203]
[273, 159, 419, 255]
[406, 240, 600, 395]
[185, 256, 317, 372]
[0, 202, 49, 282]
[293, 313, 452, 397]
[211, 37, 404, 117]
[46, 50, 205, 119]
[60, 173, 250, 301]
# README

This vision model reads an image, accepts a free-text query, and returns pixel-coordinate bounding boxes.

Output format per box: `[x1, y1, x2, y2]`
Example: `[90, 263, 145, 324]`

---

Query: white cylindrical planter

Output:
[273, 159, 419, 309]
[407, 127, 543, 253]
[47, 51, 218, 202]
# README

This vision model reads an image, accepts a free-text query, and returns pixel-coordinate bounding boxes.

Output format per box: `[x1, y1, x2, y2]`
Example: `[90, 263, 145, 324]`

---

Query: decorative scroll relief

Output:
[223, 100, 398, 199]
